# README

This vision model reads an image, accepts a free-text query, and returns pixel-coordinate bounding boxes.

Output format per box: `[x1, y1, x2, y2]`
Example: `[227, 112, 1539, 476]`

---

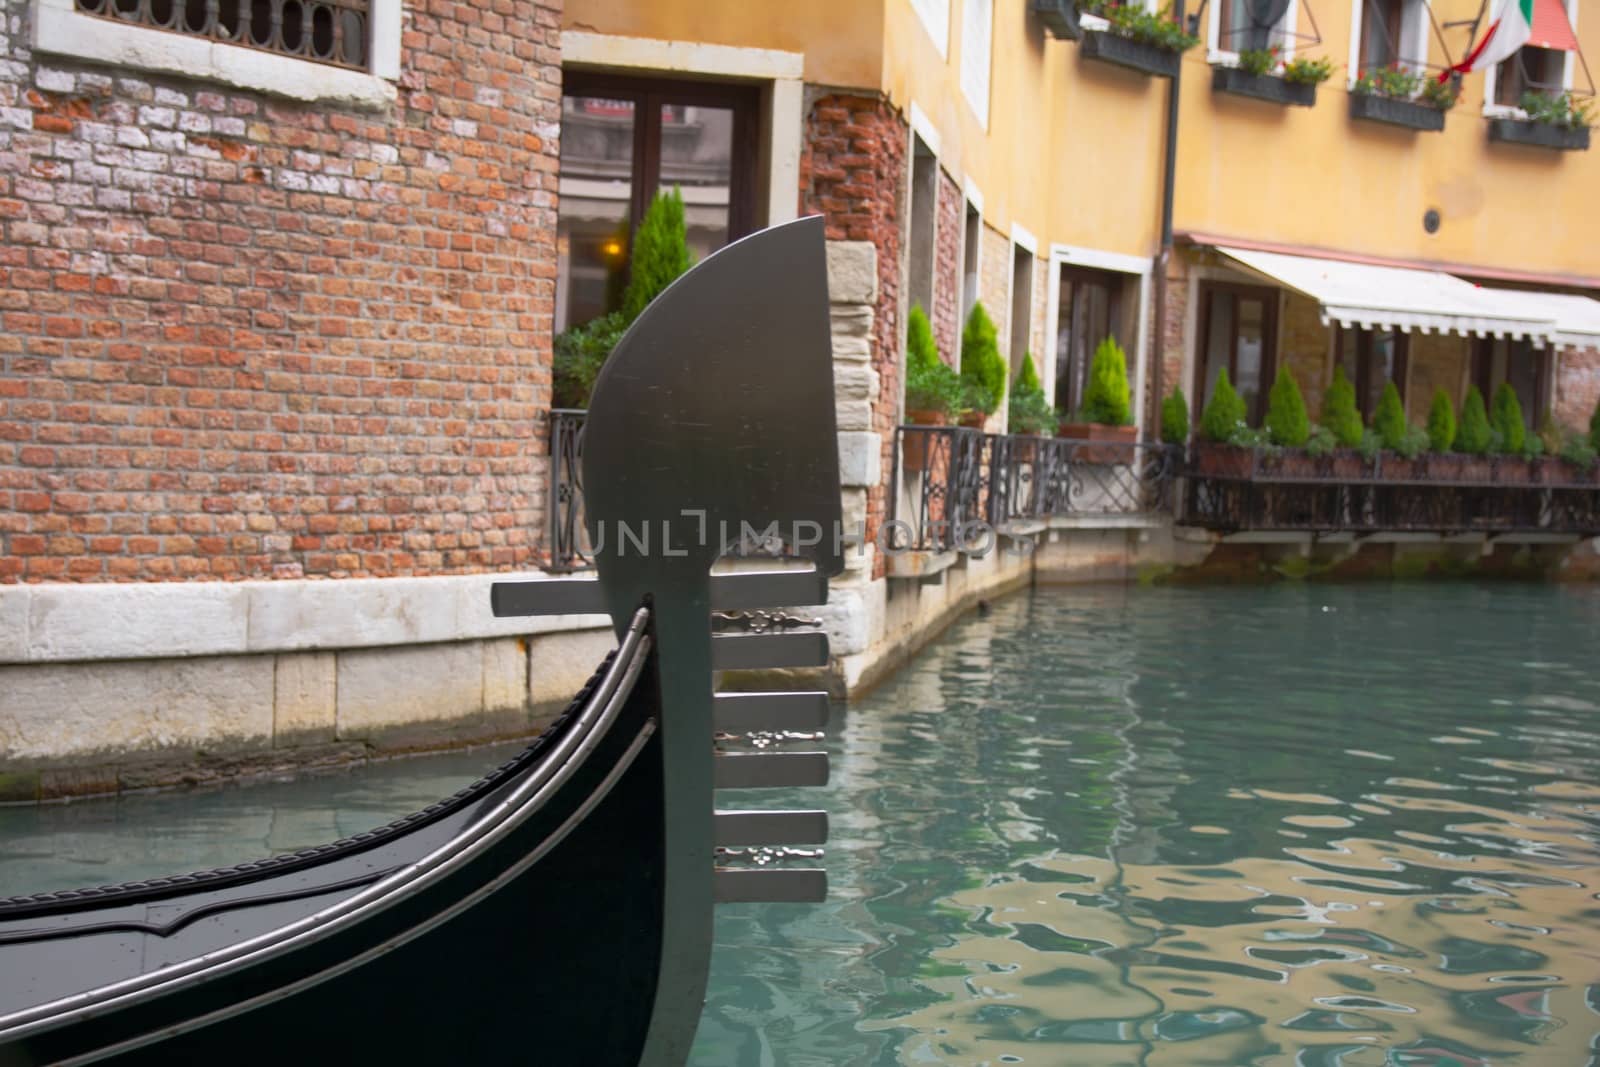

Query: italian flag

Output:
[1443, 0, 1533, 80]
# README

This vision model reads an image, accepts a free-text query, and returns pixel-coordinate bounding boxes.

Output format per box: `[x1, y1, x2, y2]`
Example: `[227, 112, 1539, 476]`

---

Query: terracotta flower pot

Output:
[1057, 422, 1138, 463]
[958, 411, 988, 430]
[1380, 454, 1428, 482]
[903, 410, 947, 473]
[1190, 441, 1254, 479]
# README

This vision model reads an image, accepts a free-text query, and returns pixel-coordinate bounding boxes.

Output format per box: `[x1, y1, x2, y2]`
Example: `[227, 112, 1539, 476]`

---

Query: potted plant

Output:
[1078, 0, 1199, 78]
[1191, 368, 1253, 477]
[1348, 65, 1455, 131]
[1258, 367, 1314, 477]
[1211, 46, 1330, 108]
[958, 302, 1006, 430]
[1450, 385, 1495, 482]
[1059, 336, 1136, 461]
[1161, 386, 1189, 446]
[903, 304, 962, 472]
[1007, 353, 1057, 461]
[1320, 364, 1367, 478]
[1490, 91, 1592, 151]
[1423, 387, 1457, 479]
[1489, 382, 1534, 483]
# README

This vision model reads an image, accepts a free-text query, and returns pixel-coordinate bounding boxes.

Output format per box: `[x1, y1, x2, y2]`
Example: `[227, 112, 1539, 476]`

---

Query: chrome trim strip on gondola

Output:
[54, 719, 661, 1066]
[0, 606, 654, 1047]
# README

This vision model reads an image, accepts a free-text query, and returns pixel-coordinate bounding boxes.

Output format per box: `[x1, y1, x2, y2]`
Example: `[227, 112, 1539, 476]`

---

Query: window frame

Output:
[1208, 0, 1299, 67]
[1192, 281, 1281, 427]
[1482, 0, 1581, 118]
[1055, 265, 1128, 417]
[1346, 0, 1430, 88]
[1472, 337, 1552, 428]
[1334, 324, 1411, 421]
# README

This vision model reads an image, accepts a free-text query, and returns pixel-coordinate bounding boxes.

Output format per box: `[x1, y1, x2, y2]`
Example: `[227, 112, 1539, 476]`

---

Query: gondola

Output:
[0, 217, 844, 1066]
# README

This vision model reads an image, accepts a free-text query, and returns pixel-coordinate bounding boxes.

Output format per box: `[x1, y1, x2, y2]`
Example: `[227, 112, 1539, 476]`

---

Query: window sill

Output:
[33, 0, 399, 111]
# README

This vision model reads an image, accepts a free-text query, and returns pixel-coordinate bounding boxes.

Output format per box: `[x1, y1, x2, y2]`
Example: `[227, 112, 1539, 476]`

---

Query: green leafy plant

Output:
[1199, 368, 1247, 443]
[1421, 75, 1461, 111]
[1007, 353, 1057, 434]
[1358, 428, 1382, 462]
[1519, 90, 1594, 128]
[1560, 433, 1599, 469]
[1161, 387, 1190, 445]
[1304, 424, 1337, 457]
[1083, 0, 1200, 50]
[621, 187, 692, 324]
[1490, 382, 1526, 454]
[1456, 386, 1492, 455]
[1081, 336, 1133, 426]
[1426, 387, 1457, 452]
[959, 302, 1008, 417]
[1227, 424, 1276, 450]
[551, 311, 626, 409]
[1352, 64, 1423, 101]
[1282, 55, 1335, 84]
[1320, 365, 1363, 447]
[1264, 368, 1310, 447]
[1371, 381, 1407, 450]
[1521, 433, 1546, 459]
[904, 304, 962, 418]
[1394, 424, 1430, 459]
[1236, 46, 1279, 77]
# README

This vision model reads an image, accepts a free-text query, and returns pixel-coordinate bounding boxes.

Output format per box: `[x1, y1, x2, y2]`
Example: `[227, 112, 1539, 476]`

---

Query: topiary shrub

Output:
[621, 187, 692, 324]
[1199, 368, 1247, 443]
[551, 311, 627, 409]
[1264, 368, 1310, 447]
[959, 302, 1007, 416]
[1161, 387, 1189, 445]
[1456, 386, 1491, 455]
[1490, 382, 1526, 455]
[904, 304, 962, 418]
[1081, 336, 1133, 426]
[1320, 365, 1363, 447]
[1371, 381, 1407, 450]
[1426, 387, 1456, 453]
[1007, 353, 1057, 434]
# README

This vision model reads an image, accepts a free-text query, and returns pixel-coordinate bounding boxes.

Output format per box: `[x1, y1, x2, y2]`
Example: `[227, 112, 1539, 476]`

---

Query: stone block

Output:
[0, 656, 273, 764]
[837, 431, 882, 489]
[529, 627, 617, 720]
[830, 305, 874, 341]
[273, 651, 336, 745]
[26, 582, 248, 662]
[0, 587, 27, 663]
[826, 240, 878, 305]
[836, 400, 874, 431]
[834, 363, 879, 402]
[483, 637, 527, 716]
[336, 641, 484, 744]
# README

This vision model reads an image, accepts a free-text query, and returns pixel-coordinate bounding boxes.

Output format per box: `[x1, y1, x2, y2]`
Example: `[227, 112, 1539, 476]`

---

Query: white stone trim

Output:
[963, 174, 984, 214]
[1047, 243, 1152, 276]
[908, 99, 942, 157]
[0, 575, 610, 665]
[1047, 244, 1155, 433]
[560, 31, 803, 80]
[766, 77, 803, 226]
[32, 0, 401, 110]
[1011, 223, 1038, 256]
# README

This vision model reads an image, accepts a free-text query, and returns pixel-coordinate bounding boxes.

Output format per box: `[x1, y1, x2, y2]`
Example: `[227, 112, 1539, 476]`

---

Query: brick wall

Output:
[799, 93, 905, 580]
[1150, 249, 1189, 430]
[931, 168, 961, 364]
[1279, 292, 1328, 419]
[1407, 333, 1469, 423]
[1554, 346, 1600, 432]
[0, 0, 562, 583]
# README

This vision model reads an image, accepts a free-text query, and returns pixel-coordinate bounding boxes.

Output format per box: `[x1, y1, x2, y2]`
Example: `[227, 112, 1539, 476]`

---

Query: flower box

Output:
[1348, 92, 1445, 132]
[1058, 421, 1139, 464]
[1080, 30, 1182, 78]
[1190, 442, 1255, 479]
[1379, 454, 1429, 481]
[1487, 118, 1590, 151]
[1211, 67, 1316, 107]
[1030, 0, 1082, 39]
[902, 411, 946, 473]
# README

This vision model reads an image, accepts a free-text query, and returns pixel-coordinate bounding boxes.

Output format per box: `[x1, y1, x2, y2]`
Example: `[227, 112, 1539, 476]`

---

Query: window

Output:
[1335, 326, 1409, 419]
[74, 0, 369, 68]
[557, 72, 758, 332]
[960, 0, 993, 126]
[907, 136, 939, 320]
[1493, 46, 1568, 107]
[962, 203, 981, 322]
[1354, 0, 1425, 77]
[1213, 0, 1292, 56]
[1055, 267, 1126, 416]
[1472, 338, 1551, 429]
[1011, 245, 1035, 370]
[1194, 282, 1279, 425]
[910, 0, 951, 56]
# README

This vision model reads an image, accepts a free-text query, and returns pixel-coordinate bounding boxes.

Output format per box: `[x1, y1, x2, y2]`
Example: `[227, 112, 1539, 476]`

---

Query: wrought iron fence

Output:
[1180, 444, 1600, 535]
[75, 0, 370, 71]
[548, 409, 590, 572]
[890, 428, 1178, 552]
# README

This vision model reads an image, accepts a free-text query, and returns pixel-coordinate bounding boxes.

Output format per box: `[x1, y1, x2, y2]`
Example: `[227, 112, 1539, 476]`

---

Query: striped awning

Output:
[1215, 247, 1558, 342]
[1461, 288, 1600, 348]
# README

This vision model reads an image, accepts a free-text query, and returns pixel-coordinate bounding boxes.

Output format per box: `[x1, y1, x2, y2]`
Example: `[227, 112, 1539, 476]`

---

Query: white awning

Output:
[1215, 247, 1557, 343]
[1459, 288, 1600, 349]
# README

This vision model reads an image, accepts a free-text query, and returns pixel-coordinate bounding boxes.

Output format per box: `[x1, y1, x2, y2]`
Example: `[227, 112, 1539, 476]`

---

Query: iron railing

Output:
[548, 409, 591, 572]
[1180, 445, 1600, 535]
[76, 0, 371, 71]
[890, 427, 1178, 552]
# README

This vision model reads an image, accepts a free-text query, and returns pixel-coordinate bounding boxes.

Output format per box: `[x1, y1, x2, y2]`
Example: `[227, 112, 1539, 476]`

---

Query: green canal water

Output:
[4, 583, 1600, 1064]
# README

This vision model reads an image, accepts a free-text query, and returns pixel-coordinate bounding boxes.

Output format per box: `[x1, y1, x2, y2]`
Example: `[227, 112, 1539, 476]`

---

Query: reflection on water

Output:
[3, 584, 1599, 1065]
[695, 584, 1600, 1066]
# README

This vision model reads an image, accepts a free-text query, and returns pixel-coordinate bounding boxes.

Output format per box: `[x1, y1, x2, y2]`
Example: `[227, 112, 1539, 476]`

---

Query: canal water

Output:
[3, 583, 1600, 1064]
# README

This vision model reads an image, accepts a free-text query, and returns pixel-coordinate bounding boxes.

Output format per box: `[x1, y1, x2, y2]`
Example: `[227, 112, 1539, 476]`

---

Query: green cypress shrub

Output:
[904, 304, 961, 417]
[1199, 369, 1247, 443]
[1456, 386, 1491, 455]
[1264, 368, 1310, 447]
[1016, 351, 1043, 395]
[1426, 387, 1456, 452]
[959, 302, 1007, 415]
[1007, 353, 1057, 434]
[1320, 365, 1363, 447]
[1490, 382, 1526, 454]
[1371, 381, 1407, 450]
[620, 187, 692, 323]
[1082, 336, 1133, 425]
[1161, 387, 1189, 445]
